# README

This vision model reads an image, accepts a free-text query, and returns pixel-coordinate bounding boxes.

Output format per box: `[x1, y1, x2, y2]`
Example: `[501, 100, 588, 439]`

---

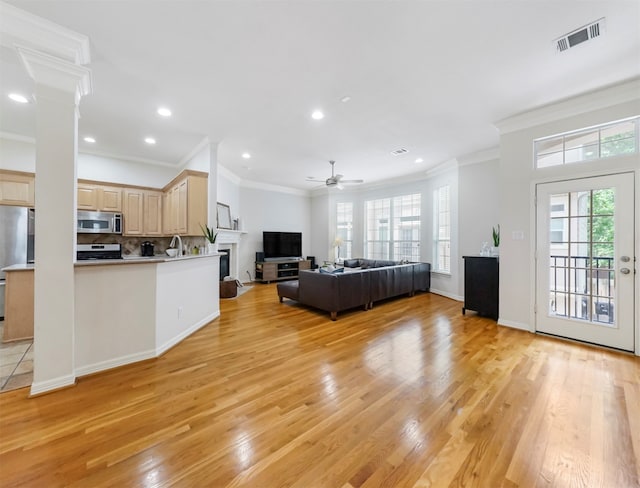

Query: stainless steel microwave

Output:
[77, 211, 123, 234]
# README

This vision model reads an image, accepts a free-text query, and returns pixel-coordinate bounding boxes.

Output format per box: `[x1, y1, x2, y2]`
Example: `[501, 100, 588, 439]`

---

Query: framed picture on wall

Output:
[216, 202, 232, 229]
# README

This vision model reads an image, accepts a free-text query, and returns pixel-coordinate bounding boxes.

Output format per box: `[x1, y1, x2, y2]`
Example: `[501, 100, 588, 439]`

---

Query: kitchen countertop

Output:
[2, 253, 220, 272]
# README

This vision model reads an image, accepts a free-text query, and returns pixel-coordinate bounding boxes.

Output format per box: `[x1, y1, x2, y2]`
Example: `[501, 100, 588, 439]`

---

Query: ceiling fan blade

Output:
[341, 179, 364, 184]
[335, 174, 344, 180]
[305, 177, 325, 182]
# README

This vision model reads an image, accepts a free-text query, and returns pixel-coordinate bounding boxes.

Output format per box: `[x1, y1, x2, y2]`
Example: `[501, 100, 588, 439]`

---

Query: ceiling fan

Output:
[306, 160, 364, 189]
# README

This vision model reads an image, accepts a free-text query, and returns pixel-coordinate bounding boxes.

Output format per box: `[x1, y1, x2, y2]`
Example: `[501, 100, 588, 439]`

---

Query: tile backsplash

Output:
[77, 234, 208, 257]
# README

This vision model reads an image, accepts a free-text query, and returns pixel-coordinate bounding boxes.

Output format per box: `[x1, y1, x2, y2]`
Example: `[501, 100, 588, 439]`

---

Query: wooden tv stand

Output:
[255, 259, 311, 283]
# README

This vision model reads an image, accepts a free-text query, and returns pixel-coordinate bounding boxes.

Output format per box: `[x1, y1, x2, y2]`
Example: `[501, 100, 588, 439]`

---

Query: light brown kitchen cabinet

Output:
[144, 190, 163, 235]
[2, 268, 34, 342]
[77, 183, 123, 212]
[163, 172, 207, 236]
[0, 170, 35, 207]
[123, 188, 163, 236]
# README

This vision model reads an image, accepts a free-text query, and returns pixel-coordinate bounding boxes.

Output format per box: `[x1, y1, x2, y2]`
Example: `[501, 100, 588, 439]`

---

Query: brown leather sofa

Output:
[277, 260, 431, 320]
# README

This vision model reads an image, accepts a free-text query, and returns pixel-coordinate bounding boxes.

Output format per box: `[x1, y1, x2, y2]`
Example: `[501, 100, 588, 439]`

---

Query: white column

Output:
[17, 47, 92, 394]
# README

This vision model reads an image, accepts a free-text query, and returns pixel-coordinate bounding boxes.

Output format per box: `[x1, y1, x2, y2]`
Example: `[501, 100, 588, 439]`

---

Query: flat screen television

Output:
[263, 231, 302, 260]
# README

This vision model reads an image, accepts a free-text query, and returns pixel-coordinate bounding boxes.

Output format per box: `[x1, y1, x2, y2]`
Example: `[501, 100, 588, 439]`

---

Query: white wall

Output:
[0, 137, 35, 170]
[458, 158, 500, 294]
[155, 256, 219, 353]
[498, 89, 640, 334]
[217, 166, 241, 225]
[310, 192, 330, 264]
[77, 153, 177, 188]
[75, 264, 157, 374]
[0, 136, 178, 188]
[239, 185, 311, 280]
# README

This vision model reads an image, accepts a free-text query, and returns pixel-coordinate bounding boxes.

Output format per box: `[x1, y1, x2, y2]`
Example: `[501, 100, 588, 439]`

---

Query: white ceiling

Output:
[1, 1, 639, 190]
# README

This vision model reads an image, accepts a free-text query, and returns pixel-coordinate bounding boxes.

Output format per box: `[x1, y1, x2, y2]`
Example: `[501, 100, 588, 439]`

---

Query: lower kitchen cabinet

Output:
[3, 268, 34, 342]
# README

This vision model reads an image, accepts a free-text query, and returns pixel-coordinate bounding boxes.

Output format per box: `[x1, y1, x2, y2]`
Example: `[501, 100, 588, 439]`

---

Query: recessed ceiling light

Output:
[8, 93, 29, 104]
[144, 137, 156, 145]
[157, 107, 172, 117]
[414, 158, 424, 164]
[340, 96, 351, 103]
[242, 152, 251, 159]
[84, 136, 96, 143]
[311, 110, 324, 120]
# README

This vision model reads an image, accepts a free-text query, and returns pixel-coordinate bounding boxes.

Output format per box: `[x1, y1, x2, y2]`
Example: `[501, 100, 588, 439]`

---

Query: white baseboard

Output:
[30, 373, 76, 396]
[73, 312, 220, 379]
[155, 311, 219, 356]
[429, 288, 464, 302]
[74, 349, 157, 378]
[498, 319, 532, 332]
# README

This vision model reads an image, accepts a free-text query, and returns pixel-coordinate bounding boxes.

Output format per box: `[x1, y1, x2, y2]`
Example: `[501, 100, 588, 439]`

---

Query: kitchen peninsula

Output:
[2, 253, 220, 377]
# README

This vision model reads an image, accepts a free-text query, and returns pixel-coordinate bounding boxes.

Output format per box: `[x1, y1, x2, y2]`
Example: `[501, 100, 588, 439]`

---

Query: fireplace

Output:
[219, 249, 230, 280]
[215, 229, 246, 281]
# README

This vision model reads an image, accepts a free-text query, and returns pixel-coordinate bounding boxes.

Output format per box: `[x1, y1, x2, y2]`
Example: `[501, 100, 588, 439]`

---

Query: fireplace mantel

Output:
[216, 229, 247, 281]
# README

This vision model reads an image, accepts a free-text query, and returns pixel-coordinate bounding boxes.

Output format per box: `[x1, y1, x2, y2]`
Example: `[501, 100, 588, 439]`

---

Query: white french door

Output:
[535, 173, 635, 351]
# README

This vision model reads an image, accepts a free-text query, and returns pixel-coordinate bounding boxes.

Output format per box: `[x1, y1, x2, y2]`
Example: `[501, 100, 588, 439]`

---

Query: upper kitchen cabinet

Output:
[77, 182, 122, 212]
[123, 188, 163, 236]
[0, 170, 35, 207]
[163, 171, 207, 236]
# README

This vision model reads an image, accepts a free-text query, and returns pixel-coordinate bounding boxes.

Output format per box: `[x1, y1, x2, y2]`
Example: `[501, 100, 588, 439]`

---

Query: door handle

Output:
[620, 268, 631, 274]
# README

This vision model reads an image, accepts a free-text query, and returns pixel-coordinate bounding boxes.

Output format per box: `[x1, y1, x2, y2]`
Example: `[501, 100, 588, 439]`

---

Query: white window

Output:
[392, 193, 421, 262]
[365, 198, 391, 259]
[365, 193, 421, 261]
[433, 185, 450, 273]
[534, 116, 638, 168]
[335, 202, 353, 261]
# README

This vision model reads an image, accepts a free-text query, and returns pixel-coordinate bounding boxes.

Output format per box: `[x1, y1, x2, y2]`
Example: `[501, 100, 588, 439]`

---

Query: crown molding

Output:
[424, 158, 459, 178]
[457, 147, 500, 166]
[240, 178, 310, 197]
[0, 1, 90, 64]
[17, 45, 92, 98]
[177, 136, 212, 168]
[79, 149, 178, 168]
[495, 78, 640, 134]
[217, 163, 242, 185]
[0, 131, 35, 144]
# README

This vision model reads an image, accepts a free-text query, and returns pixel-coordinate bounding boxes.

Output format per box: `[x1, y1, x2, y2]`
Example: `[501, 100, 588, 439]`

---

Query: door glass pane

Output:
[547, 188, 616, 328]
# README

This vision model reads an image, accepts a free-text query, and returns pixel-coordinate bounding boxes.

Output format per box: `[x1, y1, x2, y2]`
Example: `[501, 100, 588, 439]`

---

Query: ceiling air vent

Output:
[555, 18, 605, 53]
[391, 148, 408, 156]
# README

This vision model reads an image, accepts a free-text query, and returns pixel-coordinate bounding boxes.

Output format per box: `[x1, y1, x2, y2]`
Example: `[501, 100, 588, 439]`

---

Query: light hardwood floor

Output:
[0, 285, 638, 487]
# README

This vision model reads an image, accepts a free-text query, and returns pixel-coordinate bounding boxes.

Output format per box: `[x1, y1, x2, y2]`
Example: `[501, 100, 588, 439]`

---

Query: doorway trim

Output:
[529, 169, 638, 355]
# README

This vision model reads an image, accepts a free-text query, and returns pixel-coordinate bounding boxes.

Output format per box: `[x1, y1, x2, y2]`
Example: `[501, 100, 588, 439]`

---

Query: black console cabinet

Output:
[462, 256, 499, 320]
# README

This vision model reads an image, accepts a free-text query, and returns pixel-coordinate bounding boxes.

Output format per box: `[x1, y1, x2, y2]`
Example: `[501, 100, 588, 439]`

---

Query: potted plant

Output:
[200, 224, 218, 254]
[491, 224, 500, 256]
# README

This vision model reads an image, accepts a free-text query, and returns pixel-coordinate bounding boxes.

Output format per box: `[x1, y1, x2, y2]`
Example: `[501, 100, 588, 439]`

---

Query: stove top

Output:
[77, 243, 122, 260]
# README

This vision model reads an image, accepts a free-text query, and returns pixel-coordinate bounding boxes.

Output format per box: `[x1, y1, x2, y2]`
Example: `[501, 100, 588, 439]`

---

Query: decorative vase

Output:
[207, 242, 218, 254]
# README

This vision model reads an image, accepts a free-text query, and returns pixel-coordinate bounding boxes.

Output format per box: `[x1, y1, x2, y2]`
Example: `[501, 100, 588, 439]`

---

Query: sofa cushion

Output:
[298, 269, 370, 315]
[277, 280, 299, 301]
[319, 266, 345, 274]
[369, 264, 414, 304]
[343, 258, 363, 268]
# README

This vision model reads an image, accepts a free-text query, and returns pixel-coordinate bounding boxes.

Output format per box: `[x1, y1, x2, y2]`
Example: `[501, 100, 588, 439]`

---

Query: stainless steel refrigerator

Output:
[0, 206, 34, 320]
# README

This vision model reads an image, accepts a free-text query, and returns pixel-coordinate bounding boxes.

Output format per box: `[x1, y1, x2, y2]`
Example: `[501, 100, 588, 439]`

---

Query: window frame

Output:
[534, 116, 639, 169]
[335, 201, 353, 262]
[433, 185, 451, 274]
[364, 193, 421, 262]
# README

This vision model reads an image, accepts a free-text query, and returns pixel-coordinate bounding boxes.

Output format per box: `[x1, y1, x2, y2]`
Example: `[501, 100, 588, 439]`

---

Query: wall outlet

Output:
[178, 306, 183, 318]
